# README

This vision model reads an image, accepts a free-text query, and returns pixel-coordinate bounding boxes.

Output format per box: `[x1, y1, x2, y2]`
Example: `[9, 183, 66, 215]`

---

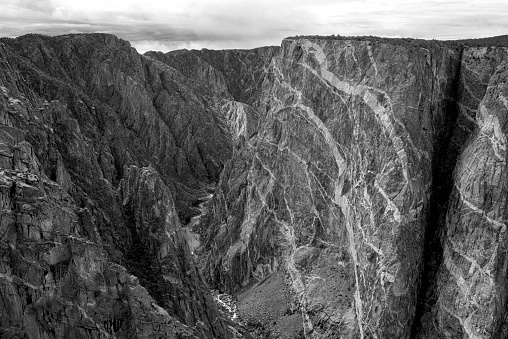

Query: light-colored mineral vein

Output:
[500, 94, 508, 109]
[477, 105, 507, 161]
[442, 243, 472, 296]
[299, 39, 410, 185]
[222, 100, 248, 138]
[0, 272, 44, 290]
[457, 102, 478, 124]
[455, 181, 506, 232]
[367, 44, 379, 77]
[447, 238, 493, 279]
[316, 134, 366, 337]
[438, 299, 483, 339]
[374, 180, 402, 223]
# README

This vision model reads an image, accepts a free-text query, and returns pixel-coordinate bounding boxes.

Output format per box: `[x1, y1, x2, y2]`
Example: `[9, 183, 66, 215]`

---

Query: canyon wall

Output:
[199, 38, 508, 338]
[1, 33, 507, 339]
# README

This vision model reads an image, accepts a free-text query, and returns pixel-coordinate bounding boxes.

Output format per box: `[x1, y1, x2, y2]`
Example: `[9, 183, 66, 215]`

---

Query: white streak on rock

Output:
[367, 44, 379, 77]
[477, 105, 507, 162]
[374, 180, 402, 223]
[299, 40, 410, 185]
[455, 181, 506, 232]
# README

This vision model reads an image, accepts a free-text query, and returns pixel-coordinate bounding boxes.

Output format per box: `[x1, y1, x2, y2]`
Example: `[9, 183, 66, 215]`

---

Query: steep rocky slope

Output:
[1, 32, 508, 339]
[0, 33, 239, 339]
[145, 46, 280, 141]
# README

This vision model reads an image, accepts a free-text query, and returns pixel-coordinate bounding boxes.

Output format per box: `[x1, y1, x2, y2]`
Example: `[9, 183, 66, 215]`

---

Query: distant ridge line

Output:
[286, 34, 508, 48]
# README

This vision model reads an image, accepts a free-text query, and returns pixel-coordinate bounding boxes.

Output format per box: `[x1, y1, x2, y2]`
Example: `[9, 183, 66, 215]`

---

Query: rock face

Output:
[202, 37, 461, 338]
[198, 38, 508, 338]
[1, 32, 508, 339]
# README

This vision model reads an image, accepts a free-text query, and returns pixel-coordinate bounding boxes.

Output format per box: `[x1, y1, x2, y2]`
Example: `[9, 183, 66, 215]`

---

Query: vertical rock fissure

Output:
[123, 203, 170, 312]
[410, 46, 465, 336]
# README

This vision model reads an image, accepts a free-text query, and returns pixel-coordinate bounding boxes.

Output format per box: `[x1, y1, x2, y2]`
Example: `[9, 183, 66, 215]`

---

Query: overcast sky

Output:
[1, 0, 507, 53]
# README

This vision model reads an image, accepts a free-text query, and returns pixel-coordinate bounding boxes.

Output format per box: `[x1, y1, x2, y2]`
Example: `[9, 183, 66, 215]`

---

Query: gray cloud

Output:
[0, 0, 507, 53]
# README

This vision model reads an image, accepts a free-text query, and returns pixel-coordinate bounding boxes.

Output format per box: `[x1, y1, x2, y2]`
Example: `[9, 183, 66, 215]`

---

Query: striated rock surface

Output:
[202, 37, 462, 338]
[199, 38, 508, 338]
[120, 165, 232, 339]
[0, 114, 199, 338]
[2, 33, 233, 221]
[145, 47, 279, 142]
[410, 46, 508, 338]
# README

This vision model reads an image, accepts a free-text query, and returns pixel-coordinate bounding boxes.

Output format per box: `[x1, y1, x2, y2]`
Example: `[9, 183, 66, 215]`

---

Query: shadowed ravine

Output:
[410, 46, 465, 337]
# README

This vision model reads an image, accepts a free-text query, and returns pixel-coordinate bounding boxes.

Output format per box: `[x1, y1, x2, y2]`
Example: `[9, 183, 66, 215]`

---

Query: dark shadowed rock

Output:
[0, 33, 233, 339]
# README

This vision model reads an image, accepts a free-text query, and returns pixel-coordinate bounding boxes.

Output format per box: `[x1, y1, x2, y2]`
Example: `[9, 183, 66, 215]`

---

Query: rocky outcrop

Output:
[2, 33, 233, 221]
[0, 108, 198, 339]
[120, 165, 229, 339]
[0, 34, 234, 338]
[145, 47, 279, 142]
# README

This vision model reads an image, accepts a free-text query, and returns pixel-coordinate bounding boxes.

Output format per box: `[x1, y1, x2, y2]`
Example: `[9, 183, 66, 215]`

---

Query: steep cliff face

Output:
[3, 33, 233, 221]
[202, 37, 462, 338]
[0, 34, 234, 338]
[200, 38, 508, 338]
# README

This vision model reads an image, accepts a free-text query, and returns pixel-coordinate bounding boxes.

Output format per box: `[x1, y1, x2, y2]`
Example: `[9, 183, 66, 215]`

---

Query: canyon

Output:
[0, 33, 507, 338]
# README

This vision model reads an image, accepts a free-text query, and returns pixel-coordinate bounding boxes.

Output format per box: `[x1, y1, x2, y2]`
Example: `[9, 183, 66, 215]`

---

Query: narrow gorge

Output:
[0, 33, 507, 338]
